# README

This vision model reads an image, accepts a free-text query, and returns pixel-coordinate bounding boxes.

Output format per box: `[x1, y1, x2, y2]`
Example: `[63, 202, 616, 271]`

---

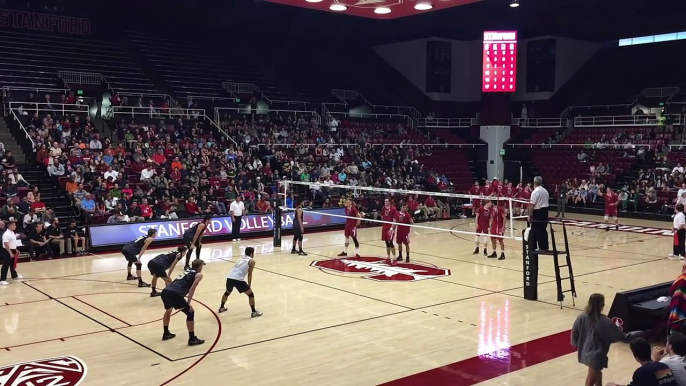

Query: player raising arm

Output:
[338, 198, 361, 258]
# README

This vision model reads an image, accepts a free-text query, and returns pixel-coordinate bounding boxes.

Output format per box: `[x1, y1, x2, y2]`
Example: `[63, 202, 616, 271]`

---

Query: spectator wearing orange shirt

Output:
[256, 198, 269, 212]
[65, 177, 78, 199]
[171, 157, 183, 172]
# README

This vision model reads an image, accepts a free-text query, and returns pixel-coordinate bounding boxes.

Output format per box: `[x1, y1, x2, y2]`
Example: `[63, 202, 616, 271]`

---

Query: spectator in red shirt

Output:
[140, 198, 153, 220]
[424, 197, 440, 218]
[185, 197, 200, 216]
[31, 196, 47, 214]
[407, 196, 419, 213]
[170, 167, 182, 183]
[210, 173, 222, 190]
[152, 149, 166, 166]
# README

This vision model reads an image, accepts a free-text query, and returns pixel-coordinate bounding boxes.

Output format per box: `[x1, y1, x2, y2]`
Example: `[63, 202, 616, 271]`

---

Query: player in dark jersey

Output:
[121, 228, 156, 287]
[338, 198, 361, 258]
[395, 204, 414, 262]
[183, 216, 211, 271]
[161, 258, 205, 346]
[291, 200, 307, 256]
[148, 246, 187, 298]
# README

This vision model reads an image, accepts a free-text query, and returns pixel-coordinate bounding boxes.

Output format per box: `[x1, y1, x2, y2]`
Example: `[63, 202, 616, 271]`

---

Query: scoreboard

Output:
[482, 31, 517, 92]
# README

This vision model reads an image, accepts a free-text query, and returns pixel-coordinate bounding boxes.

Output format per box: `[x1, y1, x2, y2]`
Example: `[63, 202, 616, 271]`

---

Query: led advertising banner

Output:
[89, 207, 347, 247]
[482, 31, 517, 92]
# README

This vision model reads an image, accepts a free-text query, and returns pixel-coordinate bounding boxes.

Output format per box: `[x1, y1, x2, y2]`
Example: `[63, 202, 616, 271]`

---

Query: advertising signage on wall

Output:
[89, 207, 348, 248]
[0, 9, 91, 35]
[482, 31, 517, 92]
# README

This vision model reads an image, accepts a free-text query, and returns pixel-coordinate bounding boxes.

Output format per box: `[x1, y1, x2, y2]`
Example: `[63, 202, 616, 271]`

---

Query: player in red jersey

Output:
[481, 181, 493, 197]
[600, 187, 620, 231]
[473, 199, 493, 256]
[395, 204, 414, 263]
[488, 204, 507, 260]
[381, 198, 399, 260]
[468, 181, 482, 212]
[338, 198, 361, 258]
[517, 186, 532, 217]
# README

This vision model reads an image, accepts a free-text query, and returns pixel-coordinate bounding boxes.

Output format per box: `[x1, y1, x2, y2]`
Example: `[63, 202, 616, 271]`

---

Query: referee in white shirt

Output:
[1, 221, 23, 286]
[230, 196, 245, 242]
[528, 176, 550, 251]
[672, 204, 686, 259]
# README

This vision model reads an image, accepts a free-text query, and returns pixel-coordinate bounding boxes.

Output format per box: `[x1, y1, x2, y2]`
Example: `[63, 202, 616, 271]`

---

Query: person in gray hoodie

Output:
[572, 293, 642, 386]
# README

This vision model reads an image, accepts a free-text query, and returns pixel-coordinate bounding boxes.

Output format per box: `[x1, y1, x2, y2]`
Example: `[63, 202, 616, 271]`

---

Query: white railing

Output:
[9, 102, 89, 115]
[560, 103, 633, 118]
[116, 92, 174, 102]
[58, 71, 104, 86]
[642, 86, 679, 99]
[109, 105, 204, 119]
[418, 118, 475, 128]
[372, 104, 422, 120]
[332, 89, 363, 103]
[8, 108, 34, 150]
[186, 95, 236, 103]
[508, 143, 655, 150]
[512, 117, 566, 128]
[254, 142, 483, 149]
[205, 116, 237, 147]
[222, 82, 307, 107]
[2, 86, 70, 95]
[215, 107, 317, 118]
[573, 114, 680, 127]
[328, 111, 415, 129]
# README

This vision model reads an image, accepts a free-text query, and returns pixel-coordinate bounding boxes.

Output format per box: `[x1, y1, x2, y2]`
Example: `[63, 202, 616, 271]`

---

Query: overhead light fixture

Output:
[510, 0, 519, 7]
[306, 0, 323, 2]
[414, 3, 432, 10]
[330, 4, 347, 10]
[374, 7, 391, 14]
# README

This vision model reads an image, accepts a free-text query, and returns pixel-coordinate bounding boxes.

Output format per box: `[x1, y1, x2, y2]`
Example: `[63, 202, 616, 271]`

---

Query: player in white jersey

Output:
[218, 247, 263, 318]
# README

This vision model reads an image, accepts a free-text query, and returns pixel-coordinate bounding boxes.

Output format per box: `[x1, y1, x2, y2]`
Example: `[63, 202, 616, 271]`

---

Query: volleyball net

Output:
[273, 180, 530, 244]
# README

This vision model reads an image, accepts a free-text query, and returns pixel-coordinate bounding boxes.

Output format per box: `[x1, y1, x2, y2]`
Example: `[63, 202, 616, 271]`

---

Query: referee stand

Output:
[522, 220, 577, 308]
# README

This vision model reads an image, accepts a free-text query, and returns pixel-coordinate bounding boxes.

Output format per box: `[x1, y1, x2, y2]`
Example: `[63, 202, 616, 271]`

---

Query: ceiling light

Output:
[306, 0, 323, 2]
[374, 7, 391, 14]
[414, 3, 433, 10]
[510, 0, 519, 7]
[329, 4, 347, 11]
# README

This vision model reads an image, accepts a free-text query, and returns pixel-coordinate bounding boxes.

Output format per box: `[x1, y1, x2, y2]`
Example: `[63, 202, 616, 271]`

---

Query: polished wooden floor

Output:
[0, 213, 679, 385]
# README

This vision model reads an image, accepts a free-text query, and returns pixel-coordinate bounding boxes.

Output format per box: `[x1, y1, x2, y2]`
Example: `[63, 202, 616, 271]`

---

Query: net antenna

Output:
[276, 180, 530, 241]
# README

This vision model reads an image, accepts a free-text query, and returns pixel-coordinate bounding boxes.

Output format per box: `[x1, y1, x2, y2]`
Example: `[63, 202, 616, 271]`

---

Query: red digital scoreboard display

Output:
[482, 31, 517, 92]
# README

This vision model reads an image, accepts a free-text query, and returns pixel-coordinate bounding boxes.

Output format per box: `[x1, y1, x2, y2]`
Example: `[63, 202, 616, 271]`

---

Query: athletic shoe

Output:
[218, 307, 228, 313]
[150, 291, 160, 297]
[236, 239, 241, 242]
[162, 332, 176, 341]
[483, 249, 488, 257]
[127, 274, 138, 281]
[616, 225, 619, 231]
[188, 337, 205, 346]
[354, 254, 361, 258]
[396, 256, 403, 261]
[405, 257, 410, 263]
[0, 281, 8, 286]
[487, 252, 497, 259]
[138, 281, 151, 288]
[337, 252, 347, 257]
[605, 227, 610, 232]
[12, 275, 24, 281]
[472, 248, 479, 255]
[498, 253, 506, 261]
[298, 251, 308, 256]
[669, 254, 678, 259]
[251, 310, 263, 318]
[291, 250, 299, 254]
[183, 266, 190, 272]
[681, 256, 685, 261]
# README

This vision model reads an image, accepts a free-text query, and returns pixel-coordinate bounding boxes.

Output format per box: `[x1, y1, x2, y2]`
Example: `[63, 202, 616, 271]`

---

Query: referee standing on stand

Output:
[528, 176, 550, 252]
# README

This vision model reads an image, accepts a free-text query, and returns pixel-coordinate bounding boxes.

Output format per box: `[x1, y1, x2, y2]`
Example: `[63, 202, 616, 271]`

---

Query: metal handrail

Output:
[508, 143, 655, 149]
[2, 86, 70, 95]
[215, 107, 317, 117]
[642, 86, 679, 99]
[186, 95, 237, 103]
[222, 82, 307, 107]
[573, 114, 680, 127]
[110, 105, 204, 119]
[512, 117, 566, 128]
[9, 101, 88, 115]
[256, 143, 483, 148]
[417, 118, 475, 128]
[205, 116, 238, 147]
[560, 103, 634, 118]
[8, 108, 34, 150]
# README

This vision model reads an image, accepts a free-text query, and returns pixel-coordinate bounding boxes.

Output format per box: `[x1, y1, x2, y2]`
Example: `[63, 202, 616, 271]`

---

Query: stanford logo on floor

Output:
[550, 218, 673, 237]
[0, 356, 87, 386]
[310, 256, 450, 282]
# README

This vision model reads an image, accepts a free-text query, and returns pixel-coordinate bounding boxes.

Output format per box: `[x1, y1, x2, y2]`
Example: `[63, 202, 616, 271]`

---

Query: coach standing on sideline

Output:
[230, 196, 245, 242]
[528, 176, 550, 251]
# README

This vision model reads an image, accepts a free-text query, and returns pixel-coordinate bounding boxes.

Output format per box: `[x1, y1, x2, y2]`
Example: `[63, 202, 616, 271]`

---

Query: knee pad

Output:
[135, 262, 142, 270]
[185, 309, 195, 322]
[127, 261, 133, 268]
[385, 241, 393, 248]
[352, 237, 360, 248]
[247, 292, 255, 299]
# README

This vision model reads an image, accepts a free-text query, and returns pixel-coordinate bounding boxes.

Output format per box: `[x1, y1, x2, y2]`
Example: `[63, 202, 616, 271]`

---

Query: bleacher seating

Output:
[0, 30, 156, 93]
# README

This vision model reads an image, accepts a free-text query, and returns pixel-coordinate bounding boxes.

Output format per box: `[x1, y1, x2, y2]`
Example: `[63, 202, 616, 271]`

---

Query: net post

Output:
[273, 180, 285, 248]
[508, 196, 514, 239]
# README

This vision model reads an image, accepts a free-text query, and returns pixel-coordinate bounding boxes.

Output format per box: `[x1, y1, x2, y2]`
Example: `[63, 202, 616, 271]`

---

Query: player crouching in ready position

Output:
[488, 203, 507, 260]
[161, 258, 205, 346]
[148, 246, 187, 297]
[338, 198, 361, 258]
[473, 200, 492, 256]
[219, 247, 263, 318]
[395, 204, 413, 262]
[121, 229, 156, 287]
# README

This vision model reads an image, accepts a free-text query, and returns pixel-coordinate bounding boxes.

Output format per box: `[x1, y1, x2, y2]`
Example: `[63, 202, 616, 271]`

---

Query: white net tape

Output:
[278, 180, 529, 240]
